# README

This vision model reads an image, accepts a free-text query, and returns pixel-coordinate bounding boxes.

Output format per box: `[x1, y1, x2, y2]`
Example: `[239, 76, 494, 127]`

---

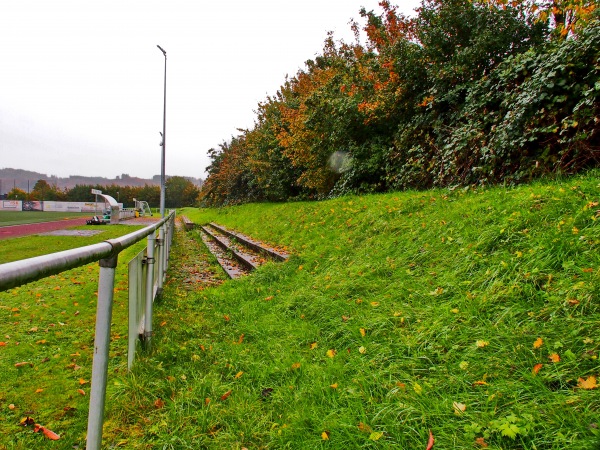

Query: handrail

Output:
[0, 211, 176, 450]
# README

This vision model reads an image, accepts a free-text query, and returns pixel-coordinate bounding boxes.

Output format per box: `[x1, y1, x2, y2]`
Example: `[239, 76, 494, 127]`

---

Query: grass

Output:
[0, 211, 88, 227]
[0, 225, 146, 264]
[105, 171, 598, 449]
[0, 225, 147, 449]
[1, 172, 599, 448]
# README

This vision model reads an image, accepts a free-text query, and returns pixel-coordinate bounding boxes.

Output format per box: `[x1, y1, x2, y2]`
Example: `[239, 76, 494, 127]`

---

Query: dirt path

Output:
[165, 219, 226, 290]
[0, 217, 89, 240]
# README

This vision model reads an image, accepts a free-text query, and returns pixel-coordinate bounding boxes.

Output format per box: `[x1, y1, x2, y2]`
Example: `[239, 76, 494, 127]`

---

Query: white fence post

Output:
[86, 250, 119, 450]
[143, 232, 156, 351]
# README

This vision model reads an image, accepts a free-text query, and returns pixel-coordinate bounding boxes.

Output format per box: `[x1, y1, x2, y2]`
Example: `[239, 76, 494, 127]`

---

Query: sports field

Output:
[0, 210, 88, 227]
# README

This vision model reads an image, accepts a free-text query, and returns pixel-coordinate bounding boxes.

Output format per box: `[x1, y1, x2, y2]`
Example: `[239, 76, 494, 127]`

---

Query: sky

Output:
[0, 0, 421, 181]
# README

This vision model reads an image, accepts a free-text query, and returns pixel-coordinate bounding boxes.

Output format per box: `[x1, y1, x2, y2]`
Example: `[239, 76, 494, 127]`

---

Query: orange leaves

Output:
[220, 390, 232, 401]
[532, 363, 543, 375]
[426, 430, 435, 450]
[533, 337, 543, 349]
[154, 398, 165, 409]
[33, 424, 60, 440]
[548, 353, 560, 363]
[577, 376, 597, 390]
[326, 349, 337, 358]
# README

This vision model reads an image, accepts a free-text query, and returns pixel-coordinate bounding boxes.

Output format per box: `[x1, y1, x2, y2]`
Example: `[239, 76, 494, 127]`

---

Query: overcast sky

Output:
[0, 1, 420, 181]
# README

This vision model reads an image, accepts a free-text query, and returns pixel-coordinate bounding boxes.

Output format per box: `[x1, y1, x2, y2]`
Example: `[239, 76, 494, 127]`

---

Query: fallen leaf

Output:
[310, 342, 318, 350]
[475, 340, 489, 348]
[360, 328, 366, 337]
[77, 389, 86, 396]
[35, 389, 43, 394]
[549, 353, 560, 363]
[358, 422, 372, 433]
[359, 346, 367, 354]
[20, 417, 35, 426]
[577, 376, 597, 390]
[34, 424, 60, 440]
[321, 431, 330, 440]
[8, 404, 15, 410]
[154, 398, 165, 409]
[291, 363, 301, 370]
[453, 402, 466, 414]
[220, 390, 232, 401]
[426, 430, 434, 450]
[533, 337, 543, 349]
[14, 362, 33, 368]
[238, 334, 244, 344]
[330, 383, 338, 389]
[326, 349, 336, 358]
[223, 315, 230, 322]
[475, 436, 488, 447]
[264, 296, 273, 301]
[369, 431, 384, 441]
[261, 388, 274, 398]
[160, 321, 167, 327]
[533, 363, 543, 375]
[0, 342, 6, 346]
[205, 398, 211, 405]
[370, 301, 380, 307]
[235, 371, 244, 379]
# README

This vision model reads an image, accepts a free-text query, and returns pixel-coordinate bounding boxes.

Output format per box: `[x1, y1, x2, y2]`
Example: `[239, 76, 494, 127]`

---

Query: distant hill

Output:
[0, 168, 203, 195]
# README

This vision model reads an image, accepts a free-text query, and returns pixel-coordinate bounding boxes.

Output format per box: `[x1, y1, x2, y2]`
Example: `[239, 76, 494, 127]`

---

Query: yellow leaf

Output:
[310, 342, 318, 350]
[235, 371, 244, 379]
[330, 383, 338, 389]
[326, 349, 336, 358]
[577, 376, 597, 390]
[475, 340, 489, 348]
[79, 378, 89, 385]
[369, 431, 384, 441]
[532, 363, 543, 375]
[370, 301, 380, 307]
[35, 388, 44, 393]
[358, 346, 367, 354]
[321, 431, 330, 440]
[291, 363, 301, 370]
[413, 382, 422, 394]
[360, 328, 366, 337]
[533, 337, 543, 349]
[453, 402, 466, 414]
[549, 353, 560, 363]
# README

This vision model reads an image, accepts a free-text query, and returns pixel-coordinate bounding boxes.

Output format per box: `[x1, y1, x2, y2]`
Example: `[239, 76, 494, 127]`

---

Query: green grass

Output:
[0, 211, 88, 227]
[1, 172, 600, 448]
[0, 225, 147, 449]
[105, 171, 599, 449]
[0, 225, 146, 264]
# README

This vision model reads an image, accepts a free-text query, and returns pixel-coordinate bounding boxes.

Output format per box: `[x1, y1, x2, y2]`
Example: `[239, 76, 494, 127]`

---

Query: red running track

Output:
[0, 217, 89, 240]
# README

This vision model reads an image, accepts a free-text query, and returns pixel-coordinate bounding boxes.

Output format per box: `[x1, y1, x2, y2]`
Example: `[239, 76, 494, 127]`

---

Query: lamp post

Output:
[157, 44, 167, 218]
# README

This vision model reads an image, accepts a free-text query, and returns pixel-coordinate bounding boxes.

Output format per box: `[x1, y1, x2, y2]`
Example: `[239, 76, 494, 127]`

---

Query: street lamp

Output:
[157, 44, 167, 218]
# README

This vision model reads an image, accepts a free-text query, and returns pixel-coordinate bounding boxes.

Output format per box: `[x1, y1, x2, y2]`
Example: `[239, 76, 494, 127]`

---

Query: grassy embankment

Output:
[1, 172, 599, 449]
[105, 171, 598, 449]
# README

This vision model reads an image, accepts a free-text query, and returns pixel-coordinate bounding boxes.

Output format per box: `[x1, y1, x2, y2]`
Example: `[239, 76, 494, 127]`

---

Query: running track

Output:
[0, 217, 89, 240]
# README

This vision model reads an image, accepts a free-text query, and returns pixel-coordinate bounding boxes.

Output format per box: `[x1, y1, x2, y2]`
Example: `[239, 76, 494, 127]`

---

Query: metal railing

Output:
[0, 211, 175, 450]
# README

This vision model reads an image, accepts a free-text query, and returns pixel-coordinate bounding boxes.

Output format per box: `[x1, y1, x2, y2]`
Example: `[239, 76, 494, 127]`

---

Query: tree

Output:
[165, 176, 200, 208]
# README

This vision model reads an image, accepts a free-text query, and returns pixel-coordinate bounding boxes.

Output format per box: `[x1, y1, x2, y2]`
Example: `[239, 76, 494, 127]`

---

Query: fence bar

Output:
[86, 253, 119, 450]
[143, 232, 156, 350]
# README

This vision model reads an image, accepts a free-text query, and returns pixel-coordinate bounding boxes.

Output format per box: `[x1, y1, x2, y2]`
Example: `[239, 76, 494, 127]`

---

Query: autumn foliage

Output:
[200, 0, 599, 206]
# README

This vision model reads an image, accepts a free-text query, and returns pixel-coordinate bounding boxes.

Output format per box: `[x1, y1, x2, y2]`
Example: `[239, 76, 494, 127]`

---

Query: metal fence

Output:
[0, 211, 175, 450]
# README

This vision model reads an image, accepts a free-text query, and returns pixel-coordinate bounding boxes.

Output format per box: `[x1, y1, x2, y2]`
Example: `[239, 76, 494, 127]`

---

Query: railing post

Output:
[86, 250, 119, 450]
[143, 232, 156, 351]
[157, 226, 165, 295]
